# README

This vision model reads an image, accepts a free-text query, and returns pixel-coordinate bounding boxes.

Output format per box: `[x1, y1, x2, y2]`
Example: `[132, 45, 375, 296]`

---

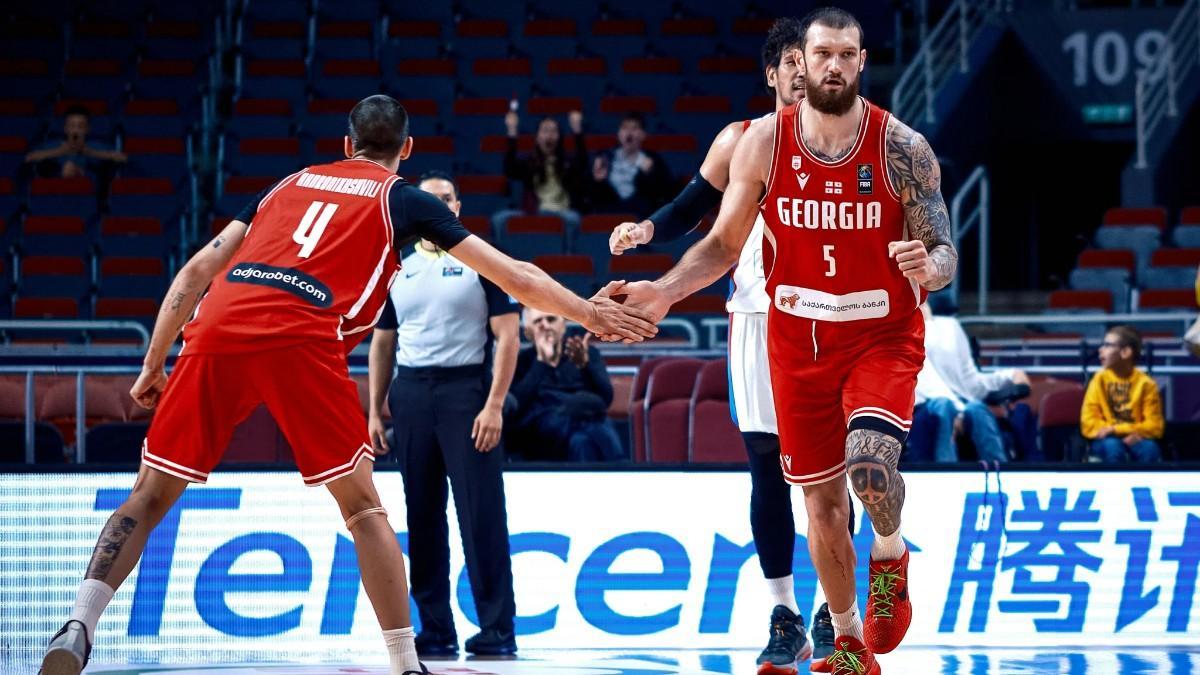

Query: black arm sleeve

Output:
[580, 346, 614, 406]
[233, 182, 278, 224]
[481, 276, 520, 317]
[376, 296, 398, 330]
[390, 182, 472, 251]
[647, 172, 724, 242]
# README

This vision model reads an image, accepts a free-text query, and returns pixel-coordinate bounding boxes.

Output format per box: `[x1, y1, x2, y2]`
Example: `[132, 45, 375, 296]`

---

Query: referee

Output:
[368, 171, 520, 657]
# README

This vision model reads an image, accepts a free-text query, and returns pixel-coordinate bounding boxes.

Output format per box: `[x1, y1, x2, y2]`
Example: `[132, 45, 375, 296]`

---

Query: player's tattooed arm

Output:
[886, 118, 957, 291]
[845, 429, 905, 536]
[85, 513, 137, 582]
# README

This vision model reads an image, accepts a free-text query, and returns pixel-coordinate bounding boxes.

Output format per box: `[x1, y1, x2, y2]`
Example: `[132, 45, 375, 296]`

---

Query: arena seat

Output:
[575, 213, 634, 264]
[27, 178, 97, 220]
[629, 356, 672, 462]
[98, 257, 166, 299]
[315, 58, 382, 100]
[228, 98, 294, 138]
[135, 58, 202, 106]
[108, 177, 181, 223]
[532, 254, 595, 296]
[1137, 289, 1196, 311]
[230, 136, 306, 178]
[241, 20, 306, 60]
[18, 256, 91, 301]
[607, 253, 674, 283]
[689, 358, 744, 463]
[1038, 385, 1086, 462]
[644, 358, 704, 463]
[62, 59, 127, 107]
[240, 59, 308, 105]
[501, 215, 566, 260]
[144, 20, 209, 60]
[123, 136, 190, 186]
[1142, 249, 1200, 290]
[19, 216, 91, 257]
[1096, 208, 1165, 276]
[1047, 290, 1113, 313]
[1173, 207, 1200, 247]
[314, 21, 375, 62]
[99, 216, 168, 257]
[122, 98, 188, 138]
[13, 297, 79, 320]
[39, 378, 128, 446]
[1069, 249, 1134, 312]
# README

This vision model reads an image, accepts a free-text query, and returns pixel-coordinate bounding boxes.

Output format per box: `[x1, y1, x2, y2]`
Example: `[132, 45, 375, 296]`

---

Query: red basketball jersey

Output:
[760, 98, 924, 333]
[183, 158, 402, 354]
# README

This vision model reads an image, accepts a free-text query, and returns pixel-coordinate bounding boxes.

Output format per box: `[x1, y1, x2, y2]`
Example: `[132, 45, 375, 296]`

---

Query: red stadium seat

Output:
[1077, 249, 1134, 271]
[95, 297, 159, 318]
[23, 216, 85, 235]
[547, 57, 606, 76]
[138, 60, 196, 77]
[100, 257, 163, 277]
[698, 56, 757, 74]
[1181, 207, 1200, 226]
[415, 136, 454, 154]
[234, 98, 292, 116]
[101, 216, 162, 236]
[600, 96, 656, 114]
[592, 18, 645, 36]
[1048, 290, 1112, 312]
[674, 294, 727, 314]
[224, 176, 276, 194]
[54, 99, 109, 116]
[251, 21, 305, 38]
[1103, 207, 1166, 229]
[748, 95, 774, 113]
[397, 58, 455, 76]
[533, 254, 594, 276]
[457, 216, 491, 238]
[645, 358, 705, 463]
[64, 59, 121, 76]
[506, 215, 563, 234]
[40, 377, 130, 445]
[622, 57, 682, 75]
[474, 58, 531, 76]
[318, 21, 372, 38]
[123, 137, 186, 154]
[1138, 289, 1196, 310]
[247, 59, 306, 77]
[528, 97, 583, 115]
[0, 61, 48, 76]
[645, 135, 699, 153]
[629, 357, 672, 462]
[456, 175, 506, 195]
[0, 136, 28, 153]
[22, 256, 85, 276]
[322, 59, 380, 77]
[110, 177, 174, 195]
[456, 19, 507, 38]
[389, 21, 440, 38]
[674, 96, 731, 114]
[453, 98, 509, 116]
[14, 298, 79, 319]
[1150, 248, 1200, 267]
[689, 358, 745, 463]
[30, 178, 93, 196]
[610, 254, 673, 276]
[580, 213, 637, 234]
[481, 135, 532, 154]
[662, 17, 716, 36]
[524, 19, 576, 36]
[733, 17, 774, 34]
[1038, 384, 1087, 462]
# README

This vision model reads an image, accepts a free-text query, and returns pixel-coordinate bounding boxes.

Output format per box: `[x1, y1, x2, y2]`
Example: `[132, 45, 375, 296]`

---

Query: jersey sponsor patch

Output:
[442, 266, 464, 277]
[227, 262, 333, 308]
[773, 284, 889, 322]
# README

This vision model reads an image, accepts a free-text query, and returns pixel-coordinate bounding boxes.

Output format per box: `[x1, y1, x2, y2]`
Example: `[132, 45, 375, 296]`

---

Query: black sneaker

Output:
[756, 605, 812, 675]
[464, 628, 517, 656]
[402, 664, 430, 675]
[415, 630, 458, 657]
[39, 620, 91, 675]
[810, 602, 836, 669]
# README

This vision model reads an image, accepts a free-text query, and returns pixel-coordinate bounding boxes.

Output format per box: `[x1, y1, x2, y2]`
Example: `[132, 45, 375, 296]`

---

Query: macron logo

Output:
[796, 173, 811, 191]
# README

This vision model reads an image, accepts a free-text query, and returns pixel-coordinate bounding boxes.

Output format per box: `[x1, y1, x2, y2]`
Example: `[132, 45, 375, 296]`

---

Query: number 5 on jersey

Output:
[823, 245, 836, 277]
[294, 201, 338, 258]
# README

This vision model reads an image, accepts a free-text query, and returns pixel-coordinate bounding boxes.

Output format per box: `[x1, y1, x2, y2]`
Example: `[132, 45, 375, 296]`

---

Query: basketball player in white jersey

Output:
[609, 18, 855, 674]
[611, 7, 958, 674]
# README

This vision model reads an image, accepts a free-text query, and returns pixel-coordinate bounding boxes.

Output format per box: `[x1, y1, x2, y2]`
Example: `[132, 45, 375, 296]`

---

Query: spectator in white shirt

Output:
[907, 303, 1030, 462]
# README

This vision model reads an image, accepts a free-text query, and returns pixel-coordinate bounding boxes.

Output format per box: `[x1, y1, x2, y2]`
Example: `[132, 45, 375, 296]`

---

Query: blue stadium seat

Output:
[452, 19, 511, 58]
[244, 0, 310, 23]
[99, 217, 170, 258]
[0, 99, 44, 139]
[0, 59, 59, 102]
[98, 257, 168, 299]
[606, 252, 674, 284]
[144, 21, 211, 60]
[135, 60, 203, 108]
[500, 215, 565, 260]
[1142, 249, 1200, 290]
[392, 58, 458, 102]
[1175, 225, 1200, 248]
[123, 136, 191, 186]
[317, 0, 381, 22]
[533, 254, 595, 297]
[18, 256, 92, 300]
[227, 99, 295, 138]
[314, 21, 376, 61]
[1095, 225, 1161, 277]
[312, 59, 382, 100]
[62, 60, 130, 105]
[382, 0, 451, 22]
[1069, 269, 1130, 313]
[240, 21, 307, 60]
[382, 25, 441, 60]
[574, 213, 630, 264]
[0, 136, 28, 179]
[228, 137, 307, 179]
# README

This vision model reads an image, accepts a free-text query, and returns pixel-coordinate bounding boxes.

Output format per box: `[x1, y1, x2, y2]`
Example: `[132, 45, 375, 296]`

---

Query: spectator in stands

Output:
[1082, 326, 1164, 462]
[907, 302, 1033, 463]
[23, 104, 126, 179]
[507, 307, 624, 461]
[588, 112, 674, 216]
[495, 109, 589, 234]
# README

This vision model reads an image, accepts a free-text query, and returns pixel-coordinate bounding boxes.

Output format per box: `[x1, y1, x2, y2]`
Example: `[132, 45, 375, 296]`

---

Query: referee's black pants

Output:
[389, 364, 516, 636]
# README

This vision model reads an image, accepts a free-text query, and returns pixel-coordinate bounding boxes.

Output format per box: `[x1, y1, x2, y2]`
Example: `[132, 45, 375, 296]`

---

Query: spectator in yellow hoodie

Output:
[1081, 326, 1164, 463]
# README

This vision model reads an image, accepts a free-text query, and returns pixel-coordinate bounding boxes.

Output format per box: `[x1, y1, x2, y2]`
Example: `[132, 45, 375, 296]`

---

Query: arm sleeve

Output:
[391, 183, 471, 251]
[233, 182, 278, 224]
[1080, 375, 1109, 439]
[510, 348, 554, 409]
[580, 346, 614, 406]
[481, 275, 520, 317]
[376, 296, 398, 330]
[647, 173, 724, 242]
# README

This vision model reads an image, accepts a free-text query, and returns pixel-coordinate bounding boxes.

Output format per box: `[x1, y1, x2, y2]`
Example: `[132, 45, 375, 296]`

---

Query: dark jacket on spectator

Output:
[503, 133, 590, 214]
[588, 148, 675, 217]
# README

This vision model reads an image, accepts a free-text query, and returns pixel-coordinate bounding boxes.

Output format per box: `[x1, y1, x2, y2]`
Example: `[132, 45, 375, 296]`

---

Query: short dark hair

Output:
[418, 170, 459, 200]
[63, 104, 91, 119]
[348, 95, 409, 160]
[761, 17, 806, 91]
[621, 111, 644, 128]
[1108, 325, 1144, 360]
[799, 6, 865, 51]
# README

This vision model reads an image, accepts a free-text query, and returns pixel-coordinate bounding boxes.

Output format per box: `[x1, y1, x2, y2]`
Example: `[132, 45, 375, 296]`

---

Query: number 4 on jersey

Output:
[293, 201, 338, 258]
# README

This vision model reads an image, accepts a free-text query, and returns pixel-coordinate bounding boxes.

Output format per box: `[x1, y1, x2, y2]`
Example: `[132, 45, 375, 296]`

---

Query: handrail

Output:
[958, 311, 1195, 329]
[0, 321, 150, 349]
[892, 0, 1001, 126]
[1135, 0, 1199, 169]
[949, 166, 990, 314]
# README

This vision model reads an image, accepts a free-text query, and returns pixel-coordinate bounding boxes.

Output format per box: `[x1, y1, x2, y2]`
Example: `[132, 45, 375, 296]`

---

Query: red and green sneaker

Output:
[825, 635, 880, 675]
[864, 549, 912, 654]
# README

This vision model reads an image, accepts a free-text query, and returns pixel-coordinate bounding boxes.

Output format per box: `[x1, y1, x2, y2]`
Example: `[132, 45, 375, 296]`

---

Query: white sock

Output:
[383, 626, 419, 674]
[871, 528, 906, 561]
[765, 575, 801, 615]
[67, 579, 115, 641]
[830, 600, 864, 641]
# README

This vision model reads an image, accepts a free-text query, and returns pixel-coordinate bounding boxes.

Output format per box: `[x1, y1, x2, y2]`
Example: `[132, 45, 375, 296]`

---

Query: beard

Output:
[805, 73, 859, 115]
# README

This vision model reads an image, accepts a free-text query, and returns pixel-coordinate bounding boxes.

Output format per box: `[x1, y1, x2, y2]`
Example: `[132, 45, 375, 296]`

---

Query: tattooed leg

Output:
[801, 477, 858, 613]
[81, 465, 189, 588]
[845, 429, 905, 537]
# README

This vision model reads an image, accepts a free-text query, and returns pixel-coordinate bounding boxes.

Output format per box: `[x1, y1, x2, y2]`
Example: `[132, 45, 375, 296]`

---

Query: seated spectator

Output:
[1082, 326, 1163, 463]
[907, 303, 1033, 463]
[24, 104, 127, 179]
[507, 307, 624, 462]
[494, 109, 588, 234]
[588, 112, 674, 216]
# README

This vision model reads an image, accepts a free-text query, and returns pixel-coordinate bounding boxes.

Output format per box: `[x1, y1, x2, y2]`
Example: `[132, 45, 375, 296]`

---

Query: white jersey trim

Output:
[346, 244, 393, 321]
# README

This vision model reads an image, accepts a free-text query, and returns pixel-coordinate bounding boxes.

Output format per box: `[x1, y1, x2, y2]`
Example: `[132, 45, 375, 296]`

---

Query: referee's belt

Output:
[394, 364, 486, 379]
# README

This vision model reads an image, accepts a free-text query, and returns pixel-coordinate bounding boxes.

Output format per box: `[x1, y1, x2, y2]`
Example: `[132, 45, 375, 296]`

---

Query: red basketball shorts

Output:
[767, 309, 924, 486]
[142, 341, 373, 487]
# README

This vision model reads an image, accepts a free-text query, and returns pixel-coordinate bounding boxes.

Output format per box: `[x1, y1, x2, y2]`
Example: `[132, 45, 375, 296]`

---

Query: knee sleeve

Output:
[346, 506, 388, 531]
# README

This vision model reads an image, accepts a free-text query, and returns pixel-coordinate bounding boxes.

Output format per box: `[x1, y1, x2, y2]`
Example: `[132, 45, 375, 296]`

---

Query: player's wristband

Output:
[648, 173, 723, 242]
